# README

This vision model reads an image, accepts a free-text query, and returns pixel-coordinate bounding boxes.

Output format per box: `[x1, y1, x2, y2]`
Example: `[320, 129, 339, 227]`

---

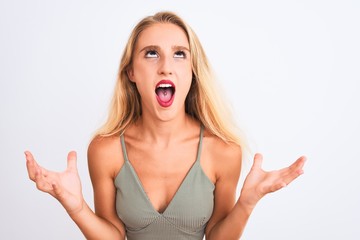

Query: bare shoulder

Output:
[202, 129, 242, 182]
[88, 135, 124, 179]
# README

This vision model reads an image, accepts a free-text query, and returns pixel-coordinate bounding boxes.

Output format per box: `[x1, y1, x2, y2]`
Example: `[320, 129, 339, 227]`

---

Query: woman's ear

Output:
[127, 68, 135, 82]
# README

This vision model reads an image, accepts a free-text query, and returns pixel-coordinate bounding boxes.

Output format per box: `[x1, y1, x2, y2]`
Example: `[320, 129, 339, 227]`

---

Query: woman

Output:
[25, 11, 306, 239]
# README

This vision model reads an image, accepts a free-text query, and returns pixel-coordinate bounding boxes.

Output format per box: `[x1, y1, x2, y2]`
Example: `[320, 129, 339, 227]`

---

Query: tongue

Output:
[157, 88, 173, 102]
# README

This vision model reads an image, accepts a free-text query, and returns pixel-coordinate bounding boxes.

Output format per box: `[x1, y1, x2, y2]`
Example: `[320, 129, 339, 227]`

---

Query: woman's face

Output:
[128, 23, 192, 122]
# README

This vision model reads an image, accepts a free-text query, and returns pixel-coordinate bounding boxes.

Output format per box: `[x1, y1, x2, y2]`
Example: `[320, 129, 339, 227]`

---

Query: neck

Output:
[134, 112, 198, 147]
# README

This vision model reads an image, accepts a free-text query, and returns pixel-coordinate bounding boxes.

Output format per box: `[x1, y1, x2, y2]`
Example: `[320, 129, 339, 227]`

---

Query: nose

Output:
[158, 55, 173, 76]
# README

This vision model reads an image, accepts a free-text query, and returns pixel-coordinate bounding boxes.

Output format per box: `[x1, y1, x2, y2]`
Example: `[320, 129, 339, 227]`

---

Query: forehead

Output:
[135, 23, 189, 50]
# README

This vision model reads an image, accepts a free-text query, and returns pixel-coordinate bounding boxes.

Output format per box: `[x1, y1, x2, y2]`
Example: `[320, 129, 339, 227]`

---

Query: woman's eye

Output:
[174, 51, 186, 58]
[145, 50, 158, 58]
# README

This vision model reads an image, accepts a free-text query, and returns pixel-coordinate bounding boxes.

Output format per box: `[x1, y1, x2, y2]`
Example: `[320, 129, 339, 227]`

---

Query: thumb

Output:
[252, 153, 263, 170]
[67, 151, 78, 171]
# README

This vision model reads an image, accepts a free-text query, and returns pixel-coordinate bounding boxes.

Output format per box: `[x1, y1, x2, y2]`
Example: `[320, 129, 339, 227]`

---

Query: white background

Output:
[1, 0, 359, 239]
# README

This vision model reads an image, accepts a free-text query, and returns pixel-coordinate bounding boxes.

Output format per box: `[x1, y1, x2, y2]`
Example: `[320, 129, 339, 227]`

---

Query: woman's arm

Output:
[204, 143, 243, 239]
[68, 201, 124, 239]
[205, 147, 306, 240]
[86, 136, 127, 239]
[25, 139, 126, 239]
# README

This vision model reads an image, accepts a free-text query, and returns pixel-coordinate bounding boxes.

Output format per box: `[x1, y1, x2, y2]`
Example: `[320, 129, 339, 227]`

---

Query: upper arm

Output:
[87, 136, 126, 237]
[205, 142, 242, 237]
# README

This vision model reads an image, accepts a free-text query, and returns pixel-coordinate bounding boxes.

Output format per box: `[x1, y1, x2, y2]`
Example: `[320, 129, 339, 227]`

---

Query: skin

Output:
[25, 23, 306, 240]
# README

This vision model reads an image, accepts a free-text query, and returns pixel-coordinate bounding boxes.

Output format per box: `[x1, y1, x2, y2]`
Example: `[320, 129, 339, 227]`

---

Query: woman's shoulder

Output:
[203, 129, 242, 160]
[87, 134, 124, 177]
[202, 129, 242, 181]
[88, 134, 122, 155]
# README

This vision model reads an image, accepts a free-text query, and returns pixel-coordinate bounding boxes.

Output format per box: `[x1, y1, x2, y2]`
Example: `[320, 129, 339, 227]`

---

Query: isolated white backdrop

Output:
[1, 0, 359, 239]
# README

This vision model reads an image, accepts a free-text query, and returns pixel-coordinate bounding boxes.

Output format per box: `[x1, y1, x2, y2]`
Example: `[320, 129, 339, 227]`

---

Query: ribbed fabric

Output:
[114, 126, 215, 240]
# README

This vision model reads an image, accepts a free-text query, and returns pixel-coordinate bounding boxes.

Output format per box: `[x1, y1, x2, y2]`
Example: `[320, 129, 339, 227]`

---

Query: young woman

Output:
[25, 11, 306, 240]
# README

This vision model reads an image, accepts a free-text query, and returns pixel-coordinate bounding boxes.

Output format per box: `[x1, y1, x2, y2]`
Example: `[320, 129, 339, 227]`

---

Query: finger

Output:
[67, 151, 78, 172]
[252, 153, 263, 169]
[277, 155, 306, 176]
[25, 151, 38, 181]
[25, 151, 43, 170]
[26, 152, 52, 181]
[24, 150, 34, 162]
[280, 161, 306, 185]
[284, 156, 307, 178]
[289, 156, 307, 171]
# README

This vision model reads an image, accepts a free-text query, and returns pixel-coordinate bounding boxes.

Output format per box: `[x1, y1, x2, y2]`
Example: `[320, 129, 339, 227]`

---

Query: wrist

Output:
[67, 199, 85, 217]
[237, 194, 258, 212]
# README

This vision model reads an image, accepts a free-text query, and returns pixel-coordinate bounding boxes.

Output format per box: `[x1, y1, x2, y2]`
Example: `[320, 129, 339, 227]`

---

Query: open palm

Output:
[240, 153, 306, 207]
[25, 151, 83, 214]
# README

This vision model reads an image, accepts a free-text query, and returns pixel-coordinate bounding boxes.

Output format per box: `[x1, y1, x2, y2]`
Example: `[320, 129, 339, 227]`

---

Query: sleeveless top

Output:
[114, 126, 215, 240]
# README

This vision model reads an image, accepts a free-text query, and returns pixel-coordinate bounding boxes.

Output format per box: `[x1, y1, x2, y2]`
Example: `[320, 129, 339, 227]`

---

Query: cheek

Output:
[132, 77, 153, 100]
[136, 80, 153, 98]
[178, 69, 193, 96]
[178, 61, 192, 80]
[132, 64, 154, 87]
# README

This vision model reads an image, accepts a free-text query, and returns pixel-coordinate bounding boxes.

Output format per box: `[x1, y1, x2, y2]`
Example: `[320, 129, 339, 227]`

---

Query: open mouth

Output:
[155, 80, 175, 107]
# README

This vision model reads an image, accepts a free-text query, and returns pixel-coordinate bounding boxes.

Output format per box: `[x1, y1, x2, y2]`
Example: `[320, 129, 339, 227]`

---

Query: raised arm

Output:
[25, 143, 126, 239]
[205, 149, 306, 240]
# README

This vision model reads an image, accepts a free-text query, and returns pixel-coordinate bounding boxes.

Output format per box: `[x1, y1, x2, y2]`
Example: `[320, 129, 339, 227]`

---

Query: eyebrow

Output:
[139, 45, 190, 53]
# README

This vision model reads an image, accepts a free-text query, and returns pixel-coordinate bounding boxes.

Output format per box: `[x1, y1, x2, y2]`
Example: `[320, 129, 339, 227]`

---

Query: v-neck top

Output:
[114, 126, 215, 240]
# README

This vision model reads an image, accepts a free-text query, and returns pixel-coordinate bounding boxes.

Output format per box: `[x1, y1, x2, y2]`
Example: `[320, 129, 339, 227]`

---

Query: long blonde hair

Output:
[96, 11, 245, 148]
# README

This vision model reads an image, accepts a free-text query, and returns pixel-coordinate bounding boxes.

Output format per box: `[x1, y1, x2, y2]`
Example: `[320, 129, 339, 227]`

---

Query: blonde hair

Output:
[96, 11, 245, 148]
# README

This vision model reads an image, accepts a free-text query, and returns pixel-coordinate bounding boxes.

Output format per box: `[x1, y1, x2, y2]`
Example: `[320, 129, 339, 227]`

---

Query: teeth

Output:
[157, 83, 173, 88]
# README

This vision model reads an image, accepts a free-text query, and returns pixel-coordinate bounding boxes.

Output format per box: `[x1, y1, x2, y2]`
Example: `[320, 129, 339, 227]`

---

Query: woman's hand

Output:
[25, 151, 84, 215]
[239, 153, 306, 208]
